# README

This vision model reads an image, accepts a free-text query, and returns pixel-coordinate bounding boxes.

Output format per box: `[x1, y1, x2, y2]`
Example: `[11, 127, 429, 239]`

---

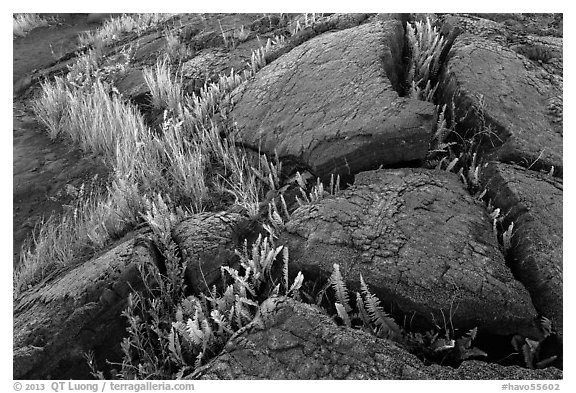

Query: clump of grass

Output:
[13, 13, 49, 38]
[406, 18, 447, 101]
[32, 77, 70, 139]
[289, 13, 325, 36]
[34, 76, 149, 167]
[13, 177, 152, 296]
[235, 25, 251, 42]
[79, 13, 175, 50]
[164, 29, 188, 61]
[144, 58, 185, 117]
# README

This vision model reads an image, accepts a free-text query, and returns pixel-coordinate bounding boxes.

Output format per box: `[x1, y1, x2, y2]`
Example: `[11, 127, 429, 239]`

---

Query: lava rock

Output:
[191, 297, 561, 380]
[171, 212, 251, 294]
[480, 162, 562, 335]
[13, 237, 160, 379]
[437, 33, 562, 176]
[230, 20, 436, 181]
[279, 168, 540, 338]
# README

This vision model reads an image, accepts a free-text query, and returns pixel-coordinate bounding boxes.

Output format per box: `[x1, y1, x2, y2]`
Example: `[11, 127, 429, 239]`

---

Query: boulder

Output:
[437, 33, 562, 176]
[438, 14, 563, 81]
[171, 212, 251, 294]
[230, 21, 436, 180]
[191, 297, 561, 380]
[13, 237, 160, 379]
[279, 168, 539, 338]
[480, 163, 563, 334]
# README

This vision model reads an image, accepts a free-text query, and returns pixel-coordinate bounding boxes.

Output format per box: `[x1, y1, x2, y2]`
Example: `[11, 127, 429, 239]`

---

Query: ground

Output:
[12, 14, 110, 266]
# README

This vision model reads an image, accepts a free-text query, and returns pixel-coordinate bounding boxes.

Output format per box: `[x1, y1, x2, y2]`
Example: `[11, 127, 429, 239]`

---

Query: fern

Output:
[359, 274, 401, 340]
[335, 302, 352, 327]
[329, 264, 351, 313]
[510, 317, 559, 369]
[355, 291, 371, 329]
[288, 271, 304, 300]
[282, 247, 289, 293]
[455, 327, 487, 360]
[502, 222, 515, 252]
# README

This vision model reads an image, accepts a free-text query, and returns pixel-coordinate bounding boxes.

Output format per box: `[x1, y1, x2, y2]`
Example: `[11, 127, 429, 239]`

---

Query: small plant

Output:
[164, 29, 188, 61]
[143, 58, 185, 117]
[326, 264, 401, 340]
[79, 13, 175, 49]
[115, 226, 304, 378]
[13, 13, 50, 38]
[429, 103, 457, 157]
[296, 173, 340, 207]
[404, 326, 487, 365]
[511, 317, 558, 369]
[406, 18, 447, 101]
[235, 25, 251, 42]
[325, 264, 486, 365]
[502, 222, 515, 253]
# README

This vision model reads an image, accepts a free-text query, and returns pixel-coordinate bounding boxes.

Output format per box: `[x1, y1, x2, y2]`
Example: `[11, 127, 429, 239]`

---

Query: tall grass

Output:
[164, 29, 188, 61]
[78, 13, 175, 49]
[33, 77, 149, 168]
[13, 13, 49, 38]
[18, 31, 285, 296]
[406, 18, 447, 101]
[14, 178, 149, 296]
[32, 78, 69, 139]
[143, 59, 185, 117]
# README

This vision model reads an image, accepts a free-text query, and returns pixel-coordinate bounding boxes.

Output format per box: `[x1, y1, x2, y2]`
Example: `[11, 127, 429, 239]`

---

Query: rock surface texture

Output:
[13, 238, 159, 379]
[172, 212, 250, 294]
[192, 297, 561, 380]
[280, 168, 539, 338]
[230, 20, 436, 180]
[13, 13, 562, 380]
[438, 33, 563, 176]
[480, 163, 563, 335]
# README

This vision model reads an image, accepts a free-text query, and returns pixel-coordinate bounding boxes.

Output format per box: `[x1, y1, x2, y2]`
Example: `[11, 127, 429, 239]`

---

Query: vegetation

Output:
[326, 263, 486, 366]
[78, 13, 175, 50]
[16, 13, 560, 378]
[13, 13, 50, 38]
[16, 14, 287, 295]
[406, 17, 447, 102]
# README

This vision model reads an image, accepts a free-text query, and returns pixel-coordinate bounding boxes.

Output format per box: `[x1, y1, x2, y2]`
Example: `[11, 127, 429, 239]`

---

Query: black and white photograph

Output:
[10, 4, 567, 388]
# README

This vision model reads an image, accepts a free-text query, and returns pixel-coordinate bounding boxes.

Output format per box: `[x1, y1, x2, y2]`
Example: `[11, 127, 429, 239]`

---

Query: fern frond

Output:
[194, 351, 204, 368]
[329, 264, 351, 312]
[185, 310, 205, 347]
[335, 302, 352, 327]
[502, 222, 514, 252]
[210, 309, 233, 335]
[221, 266, 256, 297]
[445, 157, 459, 172]
[359, 274, 400, 339]
[280, 194, 290, 219]
[355, 291, 371, 328]
[536, 356, 558, 369]
[540, 316, 553, 337]
[288, 271, 304, 299]
[234, 294, 254, 327]
[282, 247, 289, 292]
[168, 326, 183, 362]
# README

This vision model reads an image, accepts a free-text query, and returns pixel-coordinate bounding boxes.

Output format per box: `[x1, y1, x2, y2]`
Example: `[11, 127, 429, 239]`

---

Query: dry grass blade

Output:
[13, 13, 49, 38]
